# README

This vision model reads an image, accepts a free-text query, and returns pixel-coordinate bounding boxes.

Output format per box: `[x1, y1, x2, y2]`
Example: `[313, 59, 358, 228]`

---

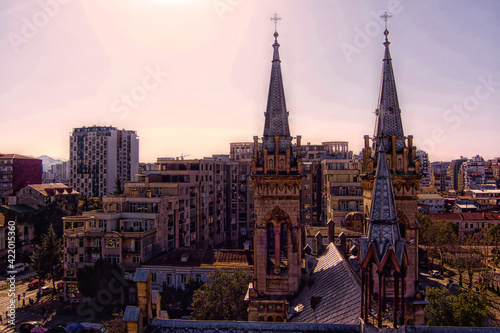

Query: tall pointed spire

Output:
[373, 11, 405, 152]
[366, 145, 402, 254]
[262, 13, 292, 153]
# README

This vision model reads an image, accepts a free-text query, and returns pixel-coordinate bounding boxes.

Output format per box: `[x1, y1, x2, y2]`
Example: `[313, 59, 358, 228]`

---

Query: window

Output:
[166, 274, 172, 286]
[267, 223, 275, 273]
[79, 254, 84, 263]
[152, 273, 156, 283]
[133, 256, 140, 263]
[79, 238, 84, 248]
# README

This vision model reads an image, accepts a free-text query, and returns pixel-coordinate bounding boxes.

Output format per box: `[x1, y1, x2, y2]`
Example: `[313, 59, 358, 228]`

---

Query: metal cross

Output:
[380, 10, 392, 30]
[270, 13, 281, 32]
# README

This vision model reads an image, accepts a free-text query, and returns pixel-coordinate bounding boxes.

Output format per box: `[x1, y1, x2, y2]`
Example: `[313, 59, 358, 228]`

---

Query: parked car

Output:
[3, 263, 27, 275]
[38, 286, 54, 297]
[431, 270, 441, 277]
[56, 281, 64, 290]
[17, 321, 44, 333]
[27, 280, 45, 290]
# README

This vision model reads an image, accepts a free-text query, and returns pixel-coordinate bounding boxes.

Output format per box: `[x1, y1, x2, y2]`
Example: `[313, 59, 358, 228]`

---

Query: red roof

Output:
[428, 213, 462, 222]
[460, 213, 485, 220]
[0, 154, 40, 160]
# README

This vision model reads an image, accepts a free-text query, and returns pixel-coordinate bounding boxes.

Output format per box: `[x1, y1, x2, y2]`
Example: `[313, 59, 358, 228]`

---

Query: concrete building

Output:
[416, 150, 430, 188]
[69, 126, 139, 198]
[448, 157, 468, 191]
[62, 155, 228, 277]
[230, 142, 254, 161]
[15, 183, 80, 211]
[321, 154, 362, 226]
[0, 154, 42, 199]
[417, 193, 444, 213]
[140, 248, 253, 291]
[458, 155, 486, 190]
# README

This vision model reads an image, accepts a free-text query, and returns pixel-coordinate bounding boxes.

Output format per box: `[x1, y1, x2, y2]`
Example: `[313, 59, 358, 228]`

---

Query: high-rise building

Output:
[458, 155, 487, 190]
[0, 154, 42, 199]
[448, 157, 468, 191]
[69, 126, 139, 197]
[416, 150, 430, 188]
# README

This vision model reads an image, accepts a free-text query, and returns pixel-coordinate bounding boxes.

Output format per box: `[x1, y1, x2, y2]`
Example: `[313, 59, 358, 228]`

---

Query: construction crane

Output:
[179, 153, 190, 160]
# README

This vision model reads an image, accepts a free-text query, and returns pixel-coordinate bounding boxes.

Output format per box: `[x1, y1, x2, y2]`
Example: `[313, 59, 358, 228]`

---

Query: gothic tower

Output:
[360, 147, 409, 328]
[360, 24, 422, 324]
[247, 18, 304, 322]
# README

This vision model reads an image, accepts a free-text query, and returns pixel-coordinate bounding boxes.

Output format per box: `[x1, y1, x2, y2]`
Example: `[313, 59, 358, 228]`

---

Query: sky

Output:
[1, 0, 499, 163]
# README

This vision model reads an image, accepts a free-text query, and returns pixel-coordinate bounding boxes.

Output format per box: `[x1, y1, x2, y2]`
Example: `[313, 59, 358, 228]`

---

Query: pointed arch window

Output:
[280, 223, 288, 273]
[267, 223, 275, 273]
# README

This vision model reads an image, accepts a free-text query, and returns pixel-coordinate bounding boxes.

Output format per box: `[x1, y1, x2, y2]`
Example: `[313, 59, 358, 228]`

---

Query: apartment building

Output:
[0, 154, 42, 199]
[16, 183, 80, 211]
[448, 157, 468, 191]
[416, 150, 430, 188]
[457, 155, 487, 191]
[69, 126, 139, 197]
[62, 156, 228, 277]
[417, 193, 444, 213]
[227, 160, 254, 248]
[321, 155, 362, 226]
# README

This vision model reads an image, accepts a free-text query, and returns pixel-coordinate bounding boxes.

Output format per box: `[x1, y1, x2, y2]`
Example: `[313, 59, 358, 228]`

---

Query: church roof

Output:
[262, 28, 292, 153]
[373, 29, 405, 153]
[289, 243, 361, 325]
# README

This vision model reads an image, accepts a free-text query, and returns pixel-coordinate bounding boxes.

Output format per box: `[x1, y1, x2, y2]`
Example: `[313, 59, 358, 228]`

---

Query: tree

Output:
[33, 197, 69, 242]
[114, 177, 123, 195]
[30, 225, 63, 291]
[102, 317, 126, 333]
[419, 216, 459, 273]
[161, 276, 203, 311]
[191, 268, 252, 321]
[77, 259, 123, 299]
[425, 286, 491, 327]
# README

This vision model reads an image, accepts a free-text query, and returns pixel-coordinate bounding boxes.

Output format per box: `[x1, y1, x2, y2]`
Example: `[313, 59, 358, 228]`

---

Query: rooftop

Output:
[144, 248, 253, 269]
[289, 243, 361, 324]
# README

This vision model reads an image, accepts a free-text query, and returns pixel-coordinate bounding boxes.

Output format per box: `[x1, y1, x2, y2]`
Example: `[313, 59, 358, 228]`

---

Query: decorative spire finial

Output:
[380, 10, 392, 42]
[270, 13, 281, 41]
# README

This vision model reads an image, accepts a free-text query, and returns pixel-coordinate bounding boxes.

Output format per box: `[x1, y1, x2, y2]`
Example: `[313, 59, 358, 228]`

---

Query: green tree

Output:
[30, 225, 63, 291]
[33, 197, 69, 242]
[102, 317, 126, 333]
[114, 177, 123, 195]
[191, 268, 252, 321]
[425, 286, 491, 327]
[77, 259, 123, 299]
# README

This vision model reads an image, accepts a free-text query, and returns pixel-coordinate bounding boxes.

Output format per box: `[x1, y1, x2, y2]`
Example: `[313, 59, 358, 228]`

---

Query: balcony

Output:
[123, 248, 140, 254]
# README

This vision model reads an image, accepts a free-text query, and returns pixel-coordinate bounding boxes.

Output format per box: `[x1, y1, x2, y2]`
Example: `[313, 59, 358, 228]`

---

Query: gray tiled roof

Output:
[123, 306, 141, 322]
[289, 243, 361, 324]
[133, 268, 150, 282]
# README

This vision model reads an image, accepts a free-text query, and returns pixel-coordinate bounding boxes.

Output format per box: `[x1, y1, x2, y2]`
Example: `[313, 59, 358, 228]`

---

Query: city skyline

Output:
[1, 0, 499, 163]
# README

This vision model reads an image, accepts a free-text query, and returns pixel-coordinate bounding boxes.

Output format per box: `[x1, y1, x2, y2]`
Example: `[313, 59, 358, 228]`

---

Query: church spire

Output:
[366, 144, 402, 255]
[373, 11, 405, 152]
[262, 13, 292, 153]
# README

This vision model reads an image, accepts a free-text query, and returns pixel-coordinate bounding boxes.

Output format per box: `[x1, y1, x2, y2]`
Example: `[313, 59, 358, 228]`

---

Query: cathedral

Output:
[246, 14, 425, 327]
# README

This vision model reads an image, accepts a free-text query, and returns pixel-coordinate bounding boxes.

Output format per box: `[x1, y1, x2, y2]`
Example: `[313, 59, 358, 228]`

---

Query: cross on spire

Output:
[380, 10, 392, 41]
[270, 13, 281, 32]
[380, 10, 392, 30]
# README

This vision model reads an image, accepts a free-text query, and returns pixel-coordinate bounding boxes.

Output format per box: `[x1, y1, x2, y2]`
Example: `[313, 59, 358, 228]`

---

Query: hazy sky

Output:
[1, 0, 499, 163]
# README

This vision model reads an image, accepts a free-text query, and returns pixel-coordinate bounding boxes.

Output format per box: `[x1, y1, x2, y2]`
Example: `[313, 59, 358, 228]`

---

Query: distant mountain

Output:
[37, 155, 67, 169]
